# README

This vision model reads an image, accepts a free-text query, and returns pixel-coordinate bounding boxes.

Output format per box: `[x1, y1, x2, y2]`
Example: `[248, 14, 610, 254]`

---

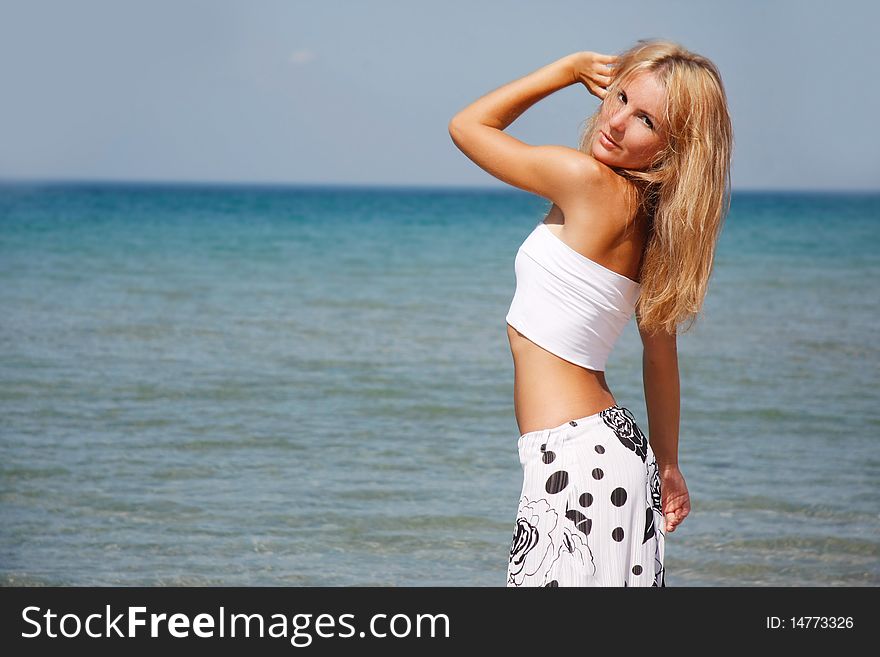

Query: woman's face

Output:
[591, 70, 667, 171]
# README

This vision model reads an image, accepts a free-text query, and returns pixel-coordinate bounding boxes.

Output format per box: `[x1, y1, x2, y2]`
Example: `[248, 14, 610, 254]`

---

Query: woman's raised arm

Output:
[447, 52, 616, 206]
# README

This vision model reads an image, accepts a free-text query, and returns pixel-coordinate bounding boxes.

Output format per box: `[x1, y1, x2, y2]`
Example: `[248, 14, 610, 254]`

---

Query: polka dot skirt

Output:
[507, 405, 666, 587]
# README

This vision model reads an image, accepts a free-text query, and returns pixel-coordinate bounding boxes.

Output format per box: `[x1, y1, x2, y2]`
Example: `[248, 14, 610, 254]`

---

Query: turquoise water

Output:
[1, 182, 878, 586]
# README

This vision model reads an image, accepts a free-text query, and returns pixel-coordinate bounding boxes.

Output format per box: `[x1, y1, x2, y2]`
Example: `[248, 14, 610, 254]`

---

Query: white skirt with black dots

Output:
[507, 405, 666, 587]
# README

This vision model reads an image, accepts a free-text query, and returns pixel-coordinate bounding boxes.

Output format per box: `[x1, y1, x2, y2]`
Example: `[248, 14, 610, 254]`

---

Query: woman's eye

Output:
[617, 91, 653, 129]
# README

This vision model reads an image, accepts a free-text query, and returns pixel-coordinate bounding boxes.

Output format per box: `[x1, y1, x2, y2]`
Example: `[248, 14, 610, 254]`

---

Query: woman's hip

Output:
[518, 405, 654, 470]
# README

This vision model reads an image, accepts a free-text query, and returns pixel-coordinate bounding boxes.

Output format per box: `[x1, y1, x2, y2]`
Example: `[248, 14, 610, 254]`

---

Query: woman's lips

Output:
[599, 131, 619, 149]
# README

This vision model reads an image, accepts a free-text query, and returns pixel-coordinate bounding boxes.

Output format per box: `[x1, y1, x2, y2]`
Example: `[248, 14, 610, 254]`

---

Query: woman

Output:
[448, 40, 733, 586]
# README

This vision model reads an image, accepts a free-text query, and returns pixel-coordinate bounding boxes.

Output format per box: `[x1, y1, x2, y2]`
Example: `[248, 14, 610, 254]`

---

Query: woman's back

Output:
[507, 169, 651, 436]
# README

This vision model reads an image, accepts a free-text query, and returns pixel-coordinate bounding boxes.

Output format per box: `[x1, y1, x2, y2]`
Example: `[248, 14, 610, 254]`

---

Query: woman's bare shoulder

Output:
[560, 155, 639, 226]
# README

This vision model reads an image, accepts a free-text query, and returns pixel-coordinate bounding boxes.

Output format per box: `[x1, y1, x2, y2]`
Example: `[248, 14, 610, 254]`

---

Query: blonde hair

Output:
[577, 39, 734, 336]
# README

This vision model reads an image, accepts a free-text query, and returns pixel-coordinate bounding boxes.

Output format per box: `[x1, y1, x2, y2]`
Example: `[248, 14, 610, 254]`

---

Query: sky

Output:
[0, 0, 877, 191]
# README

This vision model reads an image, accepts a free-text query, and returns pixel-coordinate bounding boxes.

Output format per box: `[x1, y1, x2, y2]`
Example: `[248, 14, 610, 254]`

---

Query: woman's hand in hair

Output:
[570, 51, 619, 100]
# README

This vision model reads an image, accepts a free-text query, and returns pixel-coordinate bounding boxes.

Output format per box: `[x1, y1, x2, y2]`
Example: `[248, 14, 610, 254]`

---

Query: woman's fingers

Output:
[664, 497, 690, 532]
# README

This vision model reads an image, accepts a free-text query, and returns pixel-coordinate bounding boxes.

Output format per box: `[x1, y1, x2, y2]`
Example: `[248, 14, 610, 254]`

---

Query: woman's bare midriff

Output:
[507, 322, 618, 436]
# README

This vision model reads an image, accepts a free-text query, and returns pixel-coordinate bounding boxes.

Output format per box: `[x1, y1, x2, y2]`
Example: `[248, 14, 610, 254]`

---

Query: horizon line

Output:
[0, 176, 877, 195]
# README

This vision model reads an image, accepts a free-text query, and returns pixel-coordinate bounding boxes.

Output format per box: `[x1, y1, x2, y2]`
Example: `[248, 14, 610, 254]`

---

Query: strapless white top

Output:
[505, 222, 641, 372]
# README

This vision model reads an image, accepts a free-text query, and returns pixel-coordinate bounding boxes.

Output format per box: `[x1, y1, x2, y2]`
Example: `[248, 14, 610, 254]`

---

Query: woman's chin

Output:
[591, 147, 615, 167]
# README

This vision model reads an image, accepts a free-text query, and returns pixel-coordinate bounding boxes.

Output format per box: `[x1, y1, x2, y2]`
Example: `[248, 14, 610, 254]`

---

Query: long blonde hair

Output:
[577, 39, 734, 336]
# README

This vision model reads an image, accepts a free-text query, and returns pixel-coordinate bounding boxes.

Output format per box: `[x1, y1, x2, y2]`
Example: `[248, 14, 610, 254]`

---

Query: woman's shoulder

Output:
[564, 155, 642, 226]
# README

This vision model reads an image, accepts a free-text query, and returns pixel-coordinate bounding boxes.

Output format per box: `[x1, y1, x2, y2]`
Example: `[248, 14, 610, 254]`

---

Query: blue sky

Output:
[1, 0, 877, 191]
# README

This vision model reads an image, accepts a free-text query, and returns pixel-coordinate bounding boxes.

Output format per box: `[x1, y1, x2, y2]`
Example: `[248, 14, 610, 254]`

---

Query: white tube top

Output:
[505, 221, 641, 372]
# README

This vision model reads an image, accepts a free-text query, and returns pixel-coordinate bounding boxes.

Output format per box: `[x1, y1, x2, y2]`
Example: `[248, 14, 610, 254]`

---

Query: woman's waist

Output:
[514, 389, 618, 437]
[512, 360, 616, 435]
[508, 324, 609, 380]
[513, 368, 614, 407]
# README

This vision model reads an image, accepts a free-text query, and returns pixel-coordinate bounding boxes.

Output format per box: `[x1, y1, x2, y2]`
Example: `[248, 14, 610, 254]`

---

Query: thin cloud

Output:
[289, 50, 317, 65]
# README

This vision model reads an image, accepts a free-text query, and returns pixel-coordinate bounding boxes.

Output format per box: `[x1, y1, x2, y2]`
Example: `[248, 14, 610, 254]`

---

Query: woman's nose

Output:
[608, 110, 627, 133]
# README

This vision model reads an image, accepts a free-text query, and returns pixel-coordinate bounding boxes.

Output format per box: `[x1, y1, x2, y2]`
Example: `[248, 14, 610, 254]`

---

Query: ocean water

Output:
[0, 182, 877, 587]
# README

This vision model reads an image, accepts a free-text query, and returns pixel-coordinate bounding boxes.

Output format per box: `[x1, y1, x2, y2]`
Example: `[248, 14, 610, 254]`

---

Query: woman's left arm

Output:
[639, 322, 691, 533]
[641, 331, 681, 470]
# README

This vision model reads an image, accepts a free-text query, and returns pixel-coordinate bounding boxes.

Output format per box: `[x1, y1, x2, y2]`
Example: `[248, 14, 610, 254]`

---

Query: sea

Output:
[1, 182, 878, 586]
